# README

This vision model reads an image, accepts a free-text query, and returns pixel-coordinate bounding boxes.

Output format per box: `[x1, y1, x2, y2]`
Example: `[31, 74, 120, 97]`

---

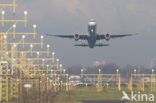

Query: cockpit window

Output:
[89, 19, 95, 22]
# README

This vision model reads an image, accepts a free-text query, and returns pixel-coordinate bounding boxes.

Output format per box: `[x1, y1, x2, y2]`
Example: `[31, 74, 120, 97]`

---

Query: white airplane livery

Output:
[47, 19, 137, 48]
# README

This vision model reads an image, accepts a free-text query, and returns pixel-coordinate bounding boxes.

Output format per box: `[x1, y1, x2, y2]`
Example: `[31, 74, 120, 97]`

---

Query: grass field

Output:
[54, 84, 156, 103]
[2, 84, 156, 103]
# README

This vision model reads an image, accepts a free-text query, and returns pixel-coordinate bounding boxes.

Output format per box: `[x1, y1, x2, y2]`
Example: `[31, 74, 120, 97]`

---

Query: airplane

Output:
[47, 19, 138, 48]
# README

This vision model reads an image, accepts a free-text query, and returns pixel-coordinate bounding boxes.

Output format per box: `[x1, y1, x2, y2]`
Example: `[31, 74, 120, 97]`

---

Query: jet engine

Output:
[105, 34, 110, 41]
[74, 34, 80, 41]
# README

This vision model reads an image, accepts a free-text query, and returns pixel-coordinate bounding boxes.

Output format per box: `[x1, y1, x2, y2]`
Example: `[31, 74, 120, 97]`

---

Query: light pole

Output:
[33, 24, 36, 39]
[40, 35, 44, 48]
[13, 24, 16, 39]
[134, 69, 136, 78]
[47, 44, 50, 56]
[56, 59, 59, 70]
[24, 11, 28, 27]
[30, 44, 33, 56]
[1, 11, 5, 27]
[151, 69, 155, 92]
[152, 69, 154, 74]
[22, 35, 25, 48]
[116, 69, 121, 91]
[97, 69, 102, 92]
[52, 52, 55, 63]
[60, 64, 62, 72]
[81, 69, 84, 77]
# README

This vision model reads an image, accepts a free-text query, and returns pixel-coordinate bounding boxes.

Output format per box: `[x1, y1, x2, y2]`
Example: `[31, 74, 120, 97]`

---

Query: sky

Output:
[2, 0, 156, 67]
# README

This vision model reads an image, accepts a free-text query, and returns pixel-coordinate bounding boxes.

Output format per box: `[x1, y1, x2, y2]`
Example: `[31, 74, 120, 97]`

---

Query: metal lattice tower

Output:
[80, 69, 121, 92]
[0, 0, 69, 102]
[128, 69, 156, 92]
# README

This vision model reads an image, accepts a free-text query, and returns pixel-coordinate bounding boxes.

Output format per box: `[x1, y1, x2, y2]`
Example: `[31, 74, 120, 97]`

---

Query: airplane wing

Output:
[110, 33, 138, 38]
[96, 33, 138, 40]
[46, 34, 88, 40]
[46, 34, 74, 38]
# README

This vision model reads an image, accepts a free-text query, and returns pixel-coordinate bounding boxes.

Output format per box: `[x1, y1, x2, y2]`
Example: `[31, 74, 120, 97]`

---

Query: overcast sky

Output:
[3, 0, 156, 67]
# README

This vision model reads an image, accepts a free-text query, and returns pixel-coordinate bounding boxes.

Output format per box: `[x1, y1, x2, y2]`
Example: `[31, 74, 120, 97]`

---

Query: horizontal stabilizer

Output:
[74, 44, 89, 47]
[95, 44, 109, 46]
[74, 44, 109, 47]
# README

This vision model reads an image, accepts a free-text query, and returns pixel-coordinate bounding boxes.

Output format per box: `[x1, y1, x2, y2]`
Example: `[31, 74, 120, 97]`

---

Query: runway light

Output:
[22, 35, 25, 39]
[47, 44, 50, 48]
[24, 11, 28, 15]
[116, 69, 119, 73]
[99, 69, 101, 73]
[81, 69, 84, 72]
[4, 35, 7, 39]
[63, 69, 66, 73]
[134, 69, 136, 72]
[30, 44, 33, 48]
[42, 59, 45, 62]
[24, 84, 32, 88]
[37, 52, 39, 55]
[13, 44, 16, 47]
[33, 24, 37, 28]
[13, 24, 16, 28]
[1, 11, 5, 15]
[52, 52, 55, 55]
[41, 35, 44, 39]
[56, 59, 59, 62]
[60, 64, 62, 67]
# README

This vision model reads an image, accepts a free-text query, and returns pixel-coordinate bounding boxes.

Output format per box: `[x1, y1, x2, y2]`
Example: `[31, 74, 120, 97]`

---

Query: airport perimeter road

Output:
[82, 100, 122, 103]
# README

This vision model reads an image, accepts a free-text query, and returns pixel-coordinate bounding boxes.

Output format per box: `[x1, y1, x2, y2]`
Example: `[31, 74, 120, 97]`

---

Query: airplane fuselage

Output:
[87, 20, 97, 48]
[47, 19, 136, 48]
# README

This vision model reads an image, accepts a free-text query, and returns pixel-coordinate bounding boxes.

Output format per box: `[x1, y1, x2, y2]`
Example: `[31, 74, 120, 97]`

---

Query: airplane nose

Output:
[88, 21, 96, 26]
